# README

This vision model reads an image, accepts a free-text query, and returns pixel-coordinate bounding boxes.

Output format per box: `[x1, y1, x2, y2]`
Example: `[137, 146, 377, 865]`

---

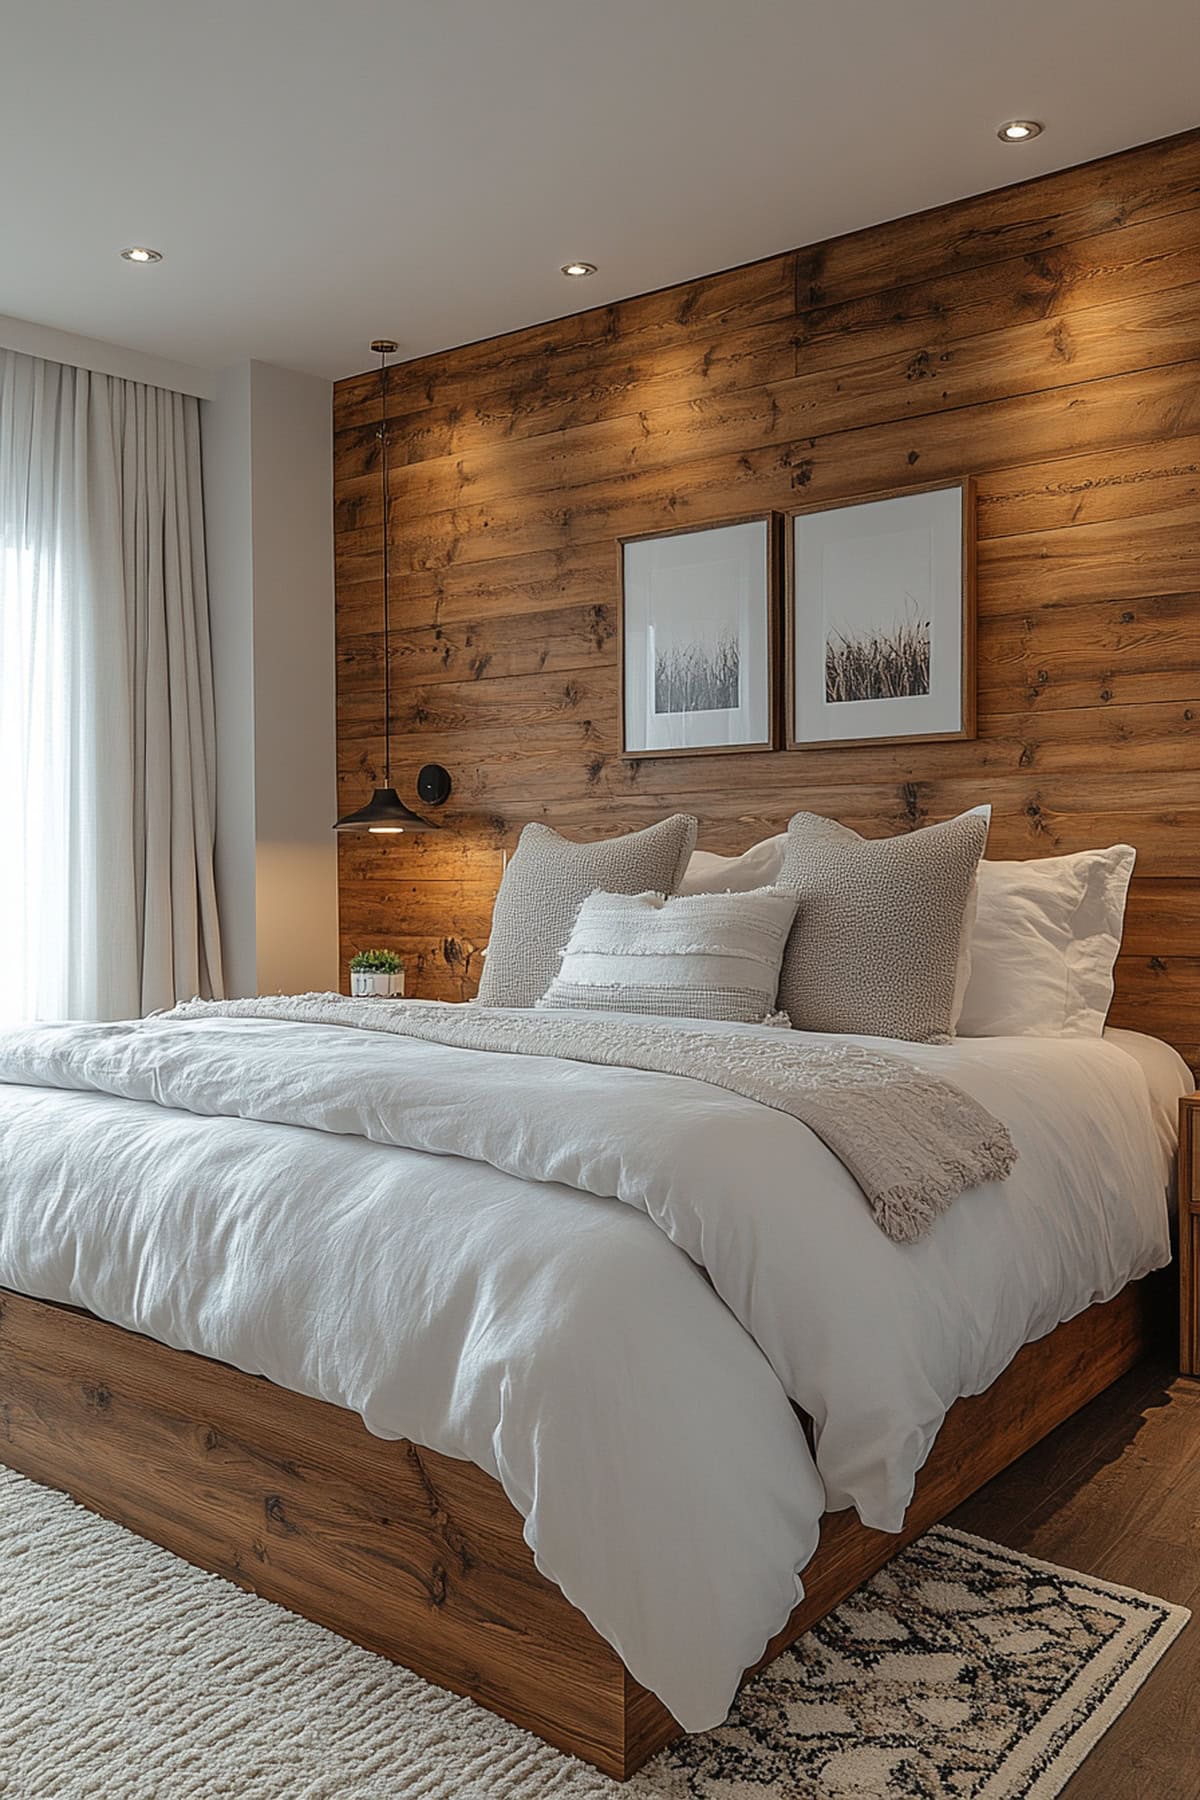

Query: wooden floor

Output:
[950, 1355, 1200, 1798]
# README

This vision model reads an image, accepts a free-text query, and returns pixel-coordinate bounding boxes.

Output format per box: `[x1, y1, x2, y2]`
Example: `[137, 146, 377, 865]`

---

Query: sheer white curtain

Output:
[0, 349, 223, 1021]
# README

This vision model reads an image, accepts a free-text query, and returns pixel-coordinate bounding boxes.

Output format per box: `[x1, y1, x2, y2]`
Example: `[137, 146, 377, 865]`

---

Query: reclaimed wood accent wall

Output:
[334, 128, 1200, 1068]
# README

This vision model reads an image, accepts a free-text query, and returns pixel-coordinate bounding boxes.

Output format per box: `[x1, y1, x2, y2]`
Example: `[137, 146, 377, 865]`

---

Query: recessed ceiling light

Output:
[120, 246, 163, 263]
[997, 120, 1043, 142]
[561, 261, 597, 278]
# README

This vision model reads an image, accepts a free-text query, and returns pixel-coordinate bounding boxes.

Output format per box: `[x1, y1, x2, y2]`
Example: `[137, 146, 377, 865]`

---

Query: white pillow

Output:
[950, 804, 993, 1021]
[678, 833, 788, 895]
[956, 846, 1136, 1038]
[538, 886, 799, 1024]
[682, 811, 988, 901]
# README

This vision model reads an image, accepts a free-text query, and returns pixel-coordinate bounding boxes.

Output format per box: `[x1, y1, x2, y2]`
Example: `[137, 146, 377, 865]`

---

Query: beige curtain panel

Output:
[0, 348, 223, 1020]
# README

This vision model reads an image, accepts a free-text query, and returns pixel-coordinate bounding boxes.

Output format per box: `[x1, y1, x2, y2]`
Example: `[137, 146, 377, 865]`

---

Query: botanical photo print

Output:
[788, 483, 973, 748]
[654, 611, 741, 716]
[823, 566, 930, 705]
[621, 517, 776, 757]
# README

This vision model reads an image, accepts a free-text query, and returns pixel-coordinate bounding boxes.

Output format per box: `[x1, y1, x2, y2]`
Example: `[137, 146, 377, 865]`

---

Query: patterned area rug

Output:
[0, 1466, 1187, 1799]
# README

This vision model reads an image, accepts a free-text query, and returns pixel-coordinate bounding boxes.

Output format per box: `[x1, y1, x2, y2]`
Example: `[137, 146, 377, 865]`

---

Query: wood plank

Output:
[333, 208, 1200, 474]
[979, 515, 1200, 609]
[338, 601, 616, 695]
[0, 1276, 1155, 1780]
[335, 320, 797, 469]
[977, 436, 1200, 539]
[331, 362, 1200, 581]
[338, 493, 1200, 643]
[336, 538, 620, 636]
[793, 127, 1200, 308]
[0, 1290, 631, 1775]
[1179, 1107, 1200, 1372]
[337, 832, 506, 884]
[332, 254, 799, 431]
[338, 431, 1200, 629]
[333, 126, 1200, 436]
[1110, 958, 1200, 1068]
[338, 587, 1200, 746]
[339, 577, 1200, 733]
[335, 282, 1200, 529]
[976, 591, 1200, 711]
[343, 669, 607, 745]
[335, 711, 1200, 850]
[1120, 878, 1200, 953]
[335, 763, 1200, 876]
[791, 206, 1200, 378]
[339, 892, 494, 943]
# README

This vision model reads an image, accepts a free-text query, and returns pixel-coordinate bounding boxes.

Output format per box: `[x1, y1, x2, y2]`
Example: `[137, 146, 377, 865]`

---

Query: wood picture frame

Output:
[618, 513, 780, 760]
[784, 479, 977, 751]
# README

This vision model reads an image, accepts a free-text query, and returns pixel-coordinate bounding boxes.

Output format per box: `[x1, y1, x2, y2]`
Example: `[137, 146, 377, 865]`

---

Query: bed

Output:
[0, 987, 1190, 1777]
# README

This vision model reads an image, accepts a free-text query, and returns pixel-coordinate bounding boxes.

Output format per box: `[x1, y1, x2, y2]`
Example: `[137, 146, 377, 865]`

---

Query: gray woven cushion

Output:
[777, 810, 988, 1042]
[478, 816, 698, 1009]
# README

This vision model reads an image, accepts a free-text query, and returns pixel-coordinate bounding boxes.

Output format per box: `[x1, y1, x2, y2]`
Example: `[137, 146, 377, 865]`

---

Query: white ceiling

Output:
[2, 0, 1197, 382]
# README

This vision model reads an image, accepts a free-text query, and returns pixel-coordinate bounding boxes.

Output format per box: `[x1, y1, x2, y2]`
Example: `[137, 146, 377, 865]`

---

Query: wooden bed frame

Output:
[0, 1276, 1157, 1778]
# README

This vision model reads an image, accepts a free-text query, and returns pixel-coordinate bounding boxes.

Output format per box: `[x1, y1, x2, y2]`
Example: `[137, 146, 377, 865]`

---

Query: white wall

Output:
[201, 361, 337, 997]
[201, 364, 258, 998]
[0, 312, 215, 398]
[248, 361, 337, 995]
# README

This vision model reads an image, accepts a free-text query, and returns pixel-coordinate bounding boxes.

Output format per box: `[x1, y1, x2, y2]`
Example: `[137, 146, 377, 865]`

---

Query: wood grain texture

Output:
[948, 1356, 1200, 1798]
[1178, 1096, 1200, 1374]
[0, 1289, 631, 1775]
[333, 129, 1200, 1070]
[0, 1279, 1154, 1778]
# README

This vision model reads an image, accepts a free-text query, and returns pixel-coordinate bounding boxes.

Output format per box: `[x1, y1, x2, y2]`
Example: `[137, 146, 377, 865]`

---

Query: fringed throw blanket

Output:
[166, 995, 1017, 1242]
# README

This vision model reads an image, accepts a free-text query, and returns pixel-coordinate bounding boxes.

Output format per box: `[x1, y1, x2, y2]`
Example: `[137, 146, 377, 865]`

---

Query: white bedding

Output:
[0, 1010, 1184, 1731]
[1105, 1025, 1194, 1191]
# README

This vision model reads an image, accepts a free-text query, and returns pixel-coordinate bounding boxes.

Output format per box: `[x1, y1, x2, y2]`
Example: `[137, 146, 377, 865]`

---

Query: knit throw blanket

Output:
[168, 996, 1018, 1243]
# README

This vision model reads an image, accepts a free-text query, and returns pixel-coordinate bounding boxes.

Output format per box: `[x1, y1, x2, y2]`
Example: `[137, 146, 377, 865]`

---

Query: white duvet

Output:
[0, 1009, 1185, 1731]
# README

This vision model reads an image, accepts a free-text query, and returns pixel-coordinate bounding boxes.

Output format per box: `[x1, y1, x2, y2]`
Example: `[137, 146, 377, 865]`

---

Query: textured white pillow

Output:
[538, 886, 799, 1023]
[948, 804, 993, 1023]
[956, 846, 1136, 1038]
[678, 834, 788, 895]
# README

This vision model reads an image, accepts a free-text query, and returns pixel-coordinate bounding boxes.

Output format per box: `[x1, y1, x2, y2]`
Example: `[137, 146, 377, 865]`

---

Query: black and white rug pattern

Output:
[662, 1526, 1188, 1799]
[0, 1468, 1188, 1799]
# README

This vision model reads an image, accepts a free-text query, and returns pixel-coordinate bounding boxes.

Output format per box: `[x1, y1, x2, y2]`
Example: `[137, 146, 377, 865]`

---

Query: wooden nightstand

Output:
[1179, 1094, 1200, 1373]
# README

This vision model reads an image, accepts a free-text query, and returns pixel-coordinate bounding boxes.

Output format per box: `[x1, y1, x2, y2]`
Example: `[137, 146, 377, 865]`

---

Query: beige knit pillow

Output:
[777, 810, 989, 1041]
[478, 816, 698, 1009]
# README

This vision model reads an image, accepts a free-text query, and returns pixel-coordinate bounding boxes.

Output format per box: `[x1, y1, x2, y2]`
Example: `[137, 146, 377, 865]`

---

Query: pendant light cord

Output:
[378, 349, 392, 789]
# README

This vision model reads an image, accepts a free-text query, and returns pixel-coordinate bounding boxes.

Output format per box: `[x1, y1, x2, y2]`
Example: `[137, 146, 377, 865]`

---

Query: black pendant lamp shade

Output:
[334, 786, 432, 833]
[334, 341, 450, 834]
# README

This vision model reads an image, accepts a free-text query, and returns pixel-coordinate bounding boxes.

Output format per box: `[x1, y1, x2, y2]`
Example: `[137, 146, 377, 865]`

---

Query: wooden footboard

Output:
[0, 1280, 1157, 1779]
[0, 1290, 634, 1772]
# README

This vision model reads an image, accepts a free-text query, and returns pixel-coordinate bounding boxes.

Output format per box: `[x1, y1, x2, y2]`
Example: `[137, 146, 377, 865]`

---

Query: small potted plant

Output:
[349, 948, 405, 999]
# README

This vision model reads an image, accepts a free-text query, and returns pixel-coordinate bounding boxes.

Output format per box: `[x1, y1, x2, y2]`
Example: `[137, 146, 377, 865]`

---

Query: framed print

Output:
[619, 515, 778, 759]
[786, 480, 975, 749]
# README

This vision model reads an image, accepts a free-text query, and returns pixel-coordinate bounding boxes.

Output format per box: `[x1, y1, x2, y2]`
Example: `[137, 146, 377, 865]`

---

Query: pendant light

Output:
[334, 340, 451, 833]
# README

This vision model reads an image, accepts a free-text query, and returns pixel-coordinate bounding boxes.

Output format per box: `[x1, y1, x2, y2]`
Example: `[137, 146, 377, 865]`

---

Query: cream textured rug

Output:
[0, 1466, 1187, 1800]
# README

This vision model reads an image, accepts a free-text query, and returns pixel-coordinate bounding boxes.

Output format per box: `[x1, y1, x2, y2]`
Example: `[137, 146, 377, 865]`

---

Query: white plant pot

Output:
[350, 968, 404, 998]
